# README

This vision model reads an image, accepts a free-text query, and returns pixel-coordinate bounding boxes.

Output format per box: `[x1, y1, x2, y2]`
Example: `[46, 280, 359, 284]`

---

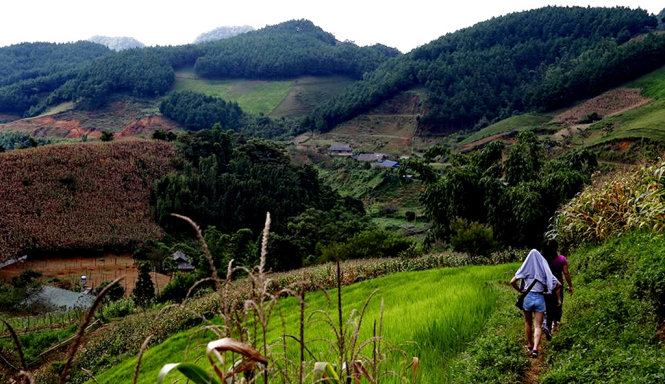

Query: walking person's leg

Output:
[532, 311, 544, 357]
[523, 311, 533, 350]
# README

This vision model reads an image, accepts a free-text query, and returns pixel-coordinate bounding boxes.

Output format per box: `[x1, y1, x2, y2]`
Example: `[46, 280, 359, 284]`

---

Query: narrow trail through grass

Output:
[91, 264, 519, 384]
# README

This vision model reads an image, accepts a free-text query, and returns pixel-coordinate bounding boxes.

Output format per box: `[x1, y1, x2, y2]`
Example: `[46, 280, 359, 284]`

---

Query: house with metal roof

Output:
[172, 250, 195, 272]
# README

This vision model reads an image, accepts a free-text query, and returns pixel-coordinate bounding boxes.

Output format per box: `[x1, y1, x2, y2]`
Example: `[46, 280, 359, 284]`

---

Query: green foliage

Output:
[320, 229, 412, 261]
[95, 280, 125, 302]
[194, 19, 399, 80]
[449, 218, 496, 259]
[0, 270, 43, 312]
[0, 131, 52, 150]
[154, 127, 336, 236]
[541, 232, 665, 383]
[555, 160, 665, 248]
[158, 272, 200, 303]
[159, 91, 243, 131]
[132, 262, 155, 307]
[0, 41, 110, 114]
[99, 131, 114, 142]
[50, 49, 177, 108]
[422, 134, 595, 248]
[307, 7, 659, 132]
[459, 113, 551, 145]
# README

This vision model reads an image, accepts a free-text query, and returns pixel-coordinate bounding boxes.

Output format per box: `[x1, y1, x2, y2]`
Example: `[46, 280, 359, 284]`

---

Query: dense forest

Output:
[193, 19, 400, 79]
[419, 132, 597, 251]
[159, 91, 244, 131]
[305, 6, 663, 133]
[153, 126, 410, 272]
[0, 41, 110, 114]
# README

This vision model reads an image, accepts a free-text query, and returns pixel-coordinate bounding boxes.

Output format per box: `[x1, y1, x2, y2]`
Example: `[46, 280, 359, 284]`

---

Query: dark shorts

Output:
[522, 292, 546, 312]
[545, 290, 564, 323]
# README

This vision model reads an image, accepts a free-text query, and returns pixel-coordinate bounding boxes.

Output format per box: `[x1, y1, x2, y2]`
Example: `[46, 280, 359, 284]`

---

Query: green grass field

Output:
[459, 113, 552, 145]
[627, 63, 665, 99]
[91, 264, 517, 384]
[581, 99, 665, 146]
[173, 69, 295, 115]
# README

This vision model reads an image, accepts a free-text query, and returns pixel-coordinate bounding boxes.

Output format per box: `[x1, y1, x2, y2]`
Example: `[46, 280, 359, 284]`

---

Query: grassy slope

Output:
[173, 69, 294, 115]
[92, 264, 518, 384]
[459, 113, 552, 145]
[581, 64, 665, 146]
[542, 232, 665, 383]
[173, 69, 356, 117]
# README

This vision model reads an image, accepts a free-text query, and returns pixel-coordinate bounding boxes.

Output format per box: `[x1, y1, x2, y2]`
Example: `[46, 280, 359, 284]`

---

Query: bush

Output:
[450, 218, 497, 259]
[320, 229, 412, 261]
[633, 248, 665, 318]
[158, 272, 201, 303]
[96, 280, 125, 302]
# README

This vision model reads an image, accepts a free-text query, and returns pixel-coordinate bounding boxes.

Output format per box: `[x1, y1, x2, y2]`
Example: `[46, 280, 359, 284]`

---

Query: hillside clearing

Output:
[552, 88, 651, 126]
[459, 113, 552, 146]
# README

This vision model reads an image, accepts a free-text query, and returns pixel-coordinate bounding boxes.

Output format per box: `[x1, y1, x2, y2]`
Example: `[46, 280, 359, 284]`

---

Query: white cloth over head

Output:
[514, 249, 560, 294]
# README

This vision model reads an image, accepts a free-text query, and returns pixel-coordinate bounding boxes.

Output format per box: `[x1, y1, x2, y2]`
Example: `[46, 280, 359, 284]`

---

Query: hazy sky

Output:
[1, 1, 663, 52]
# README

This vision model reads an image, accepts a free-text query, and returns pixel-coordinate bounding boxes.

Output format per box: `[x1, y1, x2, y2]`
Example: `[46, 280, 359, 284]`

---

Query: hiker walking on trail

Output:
[510, 249, 561, 358]
[542, 239, 573, 338]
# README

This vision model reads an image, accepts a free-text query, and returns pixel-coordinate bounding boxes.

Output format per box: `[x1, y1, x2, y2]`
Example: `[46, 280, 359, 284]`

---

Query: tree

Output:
[132, 262, 155, 306]
[100, 131, 114, 142]
[96, 280, 125, 302]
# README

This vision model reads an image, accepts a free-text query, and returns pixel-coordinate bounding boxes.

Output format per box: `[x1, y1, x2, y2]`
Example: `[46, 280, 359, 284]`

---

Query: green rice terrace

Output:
[91, 264, 518, 384]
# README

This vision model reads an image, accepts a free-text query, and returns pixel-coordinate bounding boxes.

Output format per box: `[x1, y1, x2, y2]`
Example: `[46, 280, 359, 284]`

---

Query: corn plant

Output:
[555, 160, 665, 247]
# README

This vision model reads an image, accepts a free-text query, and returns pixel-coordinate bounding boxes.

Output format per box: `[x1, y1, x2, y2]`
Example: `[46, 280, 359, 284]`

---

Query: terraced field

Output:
[89, 264, 518, 384]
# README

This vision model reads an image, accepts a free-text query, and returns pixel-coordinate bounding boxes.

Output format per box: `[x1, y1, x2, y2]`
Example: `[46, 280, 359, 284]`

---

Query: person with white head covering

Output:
[510, 249, 561, 358]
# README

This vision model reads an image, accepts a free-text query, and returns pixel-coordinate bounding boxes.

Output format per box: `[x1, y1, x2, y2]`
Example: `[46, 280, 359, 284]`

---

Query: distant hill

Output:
[194, 25, 254, 43]
[194, 19, 400, 79]
[306, 6, 664, 134]
[88, 35, 145, 51]
[0, 19, 397, 117]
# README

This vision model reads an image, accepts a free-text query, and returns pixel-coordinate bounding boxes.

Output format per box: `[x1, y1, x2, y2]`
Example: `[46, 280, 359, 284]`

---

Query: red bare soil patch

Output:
[115, 115, 180, 139]
[0, 140, 177, 262]
[0, 254, 171, 295]
[553, 88, 651, 126]
[0, 100, 182, 139]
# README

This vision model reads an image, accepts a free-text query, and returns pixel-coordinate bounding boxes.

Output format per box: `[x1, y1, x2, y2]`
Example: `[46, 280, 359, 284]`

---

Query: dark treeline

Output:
[159, 91, 295, 138]
[420, 132, 597, 250]
[153, 126, 411, 273]
[306, 6, 661, 133]
[194, 19, 400, 79]
[0, 41, 109, 86]
[159, 91, 243, 131]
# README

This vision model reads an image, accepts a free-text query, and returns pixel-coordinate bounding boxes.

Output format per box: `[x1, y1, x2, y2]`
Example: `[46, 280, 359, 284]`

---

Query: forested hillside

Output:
[306, 6, 664, 133]
[0, 42, 110, 114]
[193, 19, 400, 79]
[0, 20, 398, 118]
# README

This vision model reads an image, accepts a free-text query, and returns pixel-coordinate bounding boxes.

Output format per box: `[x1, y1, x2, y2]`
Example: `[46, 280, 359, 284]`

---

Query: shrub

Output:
[449, 217, 497, 259]
[158, 272, 201, 303]
[320, 229, 412, 261]
[96, 280, 125, 302]
[100, 131, 114, 141]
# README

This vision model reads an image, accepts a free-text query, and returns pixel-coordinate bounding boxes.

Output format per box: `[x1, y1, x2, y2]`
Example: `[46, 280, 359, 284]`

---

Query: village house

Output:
[355, 153, 387, 162]
[329, 143, 353, 156]
[172, 250, 195, 272]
